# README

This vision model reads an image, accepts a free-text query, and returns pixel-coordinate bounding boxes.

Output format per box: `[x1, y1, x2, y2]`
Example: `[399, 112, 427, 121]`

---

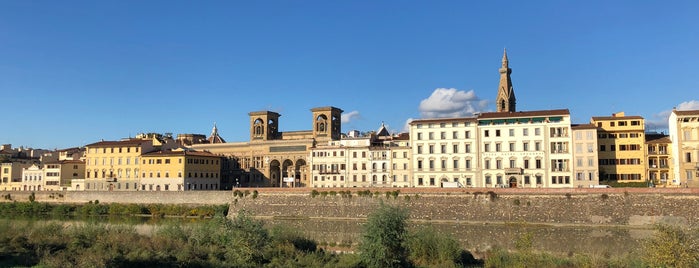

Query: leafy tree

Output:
[358, 203, 410, 268]
[407, 225, 465, 267]
[641, 224, 699, 267]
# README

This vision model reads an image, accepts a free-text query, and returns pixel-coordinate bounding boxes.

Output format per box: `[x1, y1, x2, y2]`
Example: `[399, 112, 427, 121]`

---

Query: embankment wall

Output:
[2, 188, 698, 226]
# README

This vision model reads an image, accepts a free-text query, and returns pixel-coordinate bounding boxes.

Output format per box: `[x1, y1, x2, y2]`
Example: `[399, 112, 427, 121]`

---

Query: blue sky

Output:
[1, 1, 697, 149]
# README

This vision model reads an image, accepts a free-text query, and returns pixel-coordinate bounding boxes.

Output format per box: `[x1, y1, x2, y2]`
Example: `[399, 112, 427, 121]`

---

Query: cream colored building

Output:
[189, 107, 343, 189]
[83, 133, 179, 191]
[646, 133, 672, 186]
[669, 109, 699, 187]
[308, 124, 411, 188]
[44, 160, 85, 191]
[478, 110, 573, 188]
[591, 112, 646, 182]
[140, 149, 222, 191]
[571, 124, 599, 187]
[410, 118, 479, 187]
[21, 164, 44, 191]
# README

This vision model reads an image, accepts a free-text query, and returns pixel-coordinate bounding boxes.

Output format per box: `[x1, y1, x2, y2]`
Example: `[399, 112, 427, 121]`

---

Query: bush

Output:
[407, 225, 472, 267]
[358, 203, 410, 268]
[641, 224, 699, 267]
[310, 190, 319, 198]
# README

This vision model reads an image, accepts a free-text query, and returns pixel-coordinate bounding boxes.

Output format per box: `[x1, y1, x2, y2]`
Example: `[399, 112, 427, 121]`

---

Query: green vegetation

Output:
[358, 203, 410, 268]
[0, 201, 229, 218]
[641, 224, 699, 267]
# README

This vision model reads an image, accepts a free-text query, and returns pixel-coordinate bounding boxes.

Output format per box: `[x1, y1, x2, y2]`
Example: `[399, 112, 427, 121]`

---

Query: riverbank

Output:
[3, 188, 698, 227]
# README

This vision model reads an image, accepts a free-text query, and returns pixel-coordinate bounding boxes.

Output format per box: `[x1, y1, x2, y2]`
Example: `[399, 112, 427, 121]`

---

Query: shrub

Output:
[601, 194, 609, 200]
[407, 225, 467, 267]
[641, 224, 699, 267]
[252, 190, 259, 199]
[28, 192, 36, 203]
[358, 203, 410, 268]
[513, 199, 521, 206]
[310, 190, 319, 198]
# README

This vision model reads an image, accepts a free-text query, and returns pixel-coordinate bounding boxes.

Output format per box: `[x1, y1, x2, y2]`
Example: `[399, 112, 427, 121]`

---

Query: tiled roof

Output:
[673, 110, 699, 116]
[571, 124, 597, 130]
[478, 109, 570, 119]
[141, 150, 220, 157]
[85, 139, 148, 147]
[591, 115, 644, 120]
[409, 117, 477, 125]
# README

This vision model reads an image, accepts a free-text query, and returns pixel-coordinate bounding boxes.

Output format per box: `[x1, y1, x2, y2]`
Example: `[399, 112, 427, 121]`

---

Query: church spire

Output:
[496, 48, 516, 112]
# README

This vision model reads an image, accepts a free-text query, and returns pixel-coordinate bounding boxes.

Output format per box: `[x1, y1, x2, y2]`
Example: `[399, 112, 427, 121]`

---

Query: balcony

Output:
[319, 170, 340, 175]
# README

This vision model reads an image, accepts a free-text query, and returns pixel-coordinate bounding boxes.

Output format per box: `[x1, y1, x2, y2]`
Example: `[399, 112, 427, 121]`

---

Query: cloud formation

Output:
[418, 88, 488, 118]
[341, 110, 361, 124]
[645, 100, 699, 131]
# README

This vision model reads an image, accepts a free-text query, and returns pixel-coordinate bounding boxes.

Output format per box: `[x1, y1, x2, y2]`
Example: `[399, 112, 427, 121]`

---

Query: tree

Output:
[641, 224, 699, 268]
[358, 203, 410, 268]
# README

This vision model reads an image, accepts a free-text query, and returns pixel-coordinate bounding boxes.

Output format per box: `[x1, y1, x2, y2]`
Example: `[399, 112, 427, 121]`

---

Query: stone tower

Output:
[311, 106, 343, 141]
[249, 111, 281, 141]
[496, 49, 516, 112]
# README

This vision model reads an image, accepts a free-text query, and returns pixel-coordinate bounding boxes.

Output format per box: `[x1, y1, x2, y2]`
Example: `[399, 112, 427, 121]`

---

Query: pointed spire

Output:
[502, 48, 509, 68]
[496, 49, 516, 112]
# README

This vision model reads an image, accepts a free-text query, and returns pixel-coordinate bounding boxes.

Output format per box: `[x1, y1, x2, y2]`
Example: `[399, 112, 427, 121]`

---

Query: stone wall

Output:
[2, 188, 698, 226]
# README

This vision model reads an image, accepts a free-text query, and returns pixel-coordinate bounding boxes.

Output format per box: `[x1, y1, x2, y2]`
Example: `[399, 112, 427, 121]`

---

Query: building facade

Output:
[669, 109, 699, 187]
[591, 112, 646, 182]
[571, 124, 599, 187]
[410, 118, 479, 187]
[189, 106, 343, 189]
[140, 149, 222, 191]
[646, 133, 672, 186]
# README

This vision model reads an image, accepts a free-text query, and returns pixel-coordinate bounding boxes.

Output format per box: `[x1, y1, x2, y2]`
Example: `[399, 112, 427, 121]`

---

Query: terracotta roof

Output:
[409, 117, 477, 125]
[591, 115, 644, 120]
[571, 124, 597, 130]
[673, 110, 699, 116]
[478, 109, 570, 119]
[141, 150, 220, 157]
[85, 139, 148, 147]
[44, 160, 85, 164]
[646, 133, 671, 143]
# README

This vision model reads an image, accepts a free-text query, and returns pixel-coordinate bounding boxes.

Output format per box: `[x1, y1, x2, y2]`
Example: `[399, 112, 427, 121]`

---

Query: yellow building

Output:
[1, 162, 32, 191]
[140, 149, 222, 191]
[83, 133, 179, 191]
[645, 134, 672, 187]
[591, 112, 646, 183]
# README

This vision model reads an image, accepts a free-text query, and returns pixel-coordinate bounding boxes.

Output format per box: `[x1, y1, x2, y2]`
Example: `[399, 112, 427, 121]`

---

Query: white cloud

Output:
[677, 100, 699, 111]
[418, 88, 488, 118]
[645, 100, 699, 131]
[402, 118, 414, 133]
[341, 110, 361, 124]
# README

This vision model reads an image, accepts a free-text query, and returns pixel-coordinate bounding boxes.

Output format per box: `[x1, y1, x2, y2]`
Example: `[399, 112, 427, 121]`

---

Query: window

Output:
[509, 129, 515, 136]
[452, 131, 458, 139]
[496, 130, 501, 137]
[465, 131, 471, 139]
[465, 144, 471, 153]
[535, 142, 541, 151]
[417, 146, 423, 154]
[440, 145, 446, 154]
[495, 143, 501, 152]
[484, 144, 490, 152]
[523, 128, 529, 136]
[686, 152, 692, 163]
[535, 128, 541, 136]
[429, 145, 434, 154]
[429, 160, 434, 170]
[509, 159, 516, 168]
[453, 144, 459, 153]
[417, 133, 422, 140]
[440, 132, 446, 139]
[523, 142, 529, 151]
[524, 176, 530, 185]
[417, 160, 423, 170]
[600, 145, 606, 151]
[536, 159, 542, 169]
[536, 175, 542, 184]
[485, 175, 492, 185]
[524, 159, 529, 169]
[485, 160, 491, 169]
[429, 132, 434, 140]
[484, 130, 489, 137]
[465, 159, 471, 169]
[509, 142, 515, 152]
[496, 160, 502, 169]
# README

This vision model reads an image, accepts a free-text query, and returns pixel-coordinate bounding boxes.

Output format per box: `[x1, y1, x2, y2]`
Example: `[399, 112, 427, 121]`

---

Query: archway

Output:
[295, 159, 307, 187]
[282, 159, 294, 187]
[269, 160, 281, 187]
[509, 176, 517, 188]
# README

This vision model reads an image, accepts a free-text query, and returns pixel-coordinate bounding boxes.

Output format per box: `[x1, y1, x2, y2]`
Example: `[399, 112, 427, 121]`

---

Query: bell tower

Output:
[496, 48, 516, 112]
[249, 111, 280, 141]
[311, 106, 343, 141]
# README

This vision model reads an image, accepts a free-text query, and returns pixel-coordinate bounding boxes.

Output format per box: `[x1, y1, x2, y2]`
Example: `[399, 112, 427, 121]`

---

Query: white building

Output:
[477, 109, 573, 188]
[410, 118, 479, 187]
[669, 109, 699, 187]
[21, 164, 44, 191]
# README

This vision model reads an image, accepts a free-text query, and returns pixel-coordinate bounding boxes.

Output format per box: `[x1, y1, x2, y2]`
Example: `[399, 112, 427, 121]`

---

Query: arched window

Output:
[316, 115, 328, 133]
